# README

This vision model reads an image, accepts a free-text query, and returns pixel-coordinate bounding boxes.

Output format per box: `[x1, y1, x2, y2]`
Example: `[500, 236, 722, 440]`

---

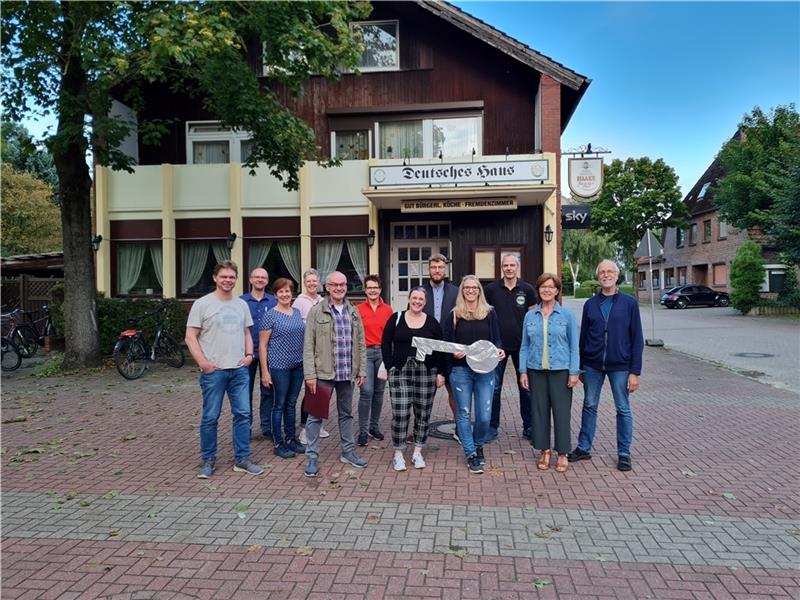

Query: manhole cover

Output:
[732, 352, 774, 358]
[428, 419, 458, 439]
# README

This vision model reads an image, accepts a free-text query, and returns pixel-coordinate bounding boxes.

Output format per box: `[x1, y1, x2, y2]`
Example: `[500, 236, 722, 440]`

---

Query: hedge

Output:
[49, 285, 186, 356]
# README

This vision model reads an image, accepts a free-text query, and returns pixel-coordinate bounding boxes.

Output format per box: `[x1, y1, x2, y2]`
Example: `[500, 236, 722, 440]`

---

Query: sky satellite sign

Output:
[568, 157, 604, 198]
[561, 205, 591, 229]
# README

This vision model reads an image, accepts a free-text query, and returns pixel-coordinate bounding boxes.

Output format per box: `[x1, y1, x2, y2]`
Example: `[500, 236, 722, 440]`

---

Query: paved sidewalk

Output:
[2, 347, 799, 599]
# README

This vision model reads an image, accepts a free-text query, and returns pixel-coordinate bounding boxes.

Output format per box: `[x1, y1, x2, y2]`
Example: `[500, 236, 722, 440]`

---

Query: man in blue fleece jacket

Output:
[569, 260, 644, 471]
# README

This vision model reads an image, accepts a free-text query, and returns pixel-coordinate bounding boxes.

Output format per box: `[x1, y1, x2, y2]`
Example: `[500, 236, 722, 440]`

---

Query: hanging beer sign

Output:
[568, 157, 604, 198]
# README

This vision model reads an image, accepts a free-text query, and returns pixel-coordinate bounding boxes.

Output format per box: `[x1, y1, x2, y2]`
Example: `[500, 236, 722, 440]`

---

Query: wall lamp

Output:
[367, 229, 376, 248]
[544, 224, 554, 245]
[226, 232, 237, 250]
[91, 234, 103, 252]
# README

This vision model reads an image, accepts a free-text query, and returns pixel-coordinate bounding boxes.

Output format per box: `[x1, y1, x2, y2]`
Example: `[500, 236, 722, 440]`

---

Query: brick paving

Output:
[2, 346, 799, 598]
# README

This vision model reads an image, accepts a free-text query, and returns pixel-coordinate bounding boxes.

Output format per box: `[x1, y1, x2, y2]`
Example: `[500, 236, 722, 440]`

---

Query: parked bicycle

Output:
[0, 305, 53, 359]
[1, 336, 22, 372]
[113, 302, 185, 380]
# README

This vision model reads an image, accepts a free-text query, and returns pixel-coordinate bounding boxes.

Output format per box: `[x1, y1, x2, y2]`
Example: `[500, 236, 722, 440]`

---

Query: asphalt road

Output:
[564, 297, 800, 392]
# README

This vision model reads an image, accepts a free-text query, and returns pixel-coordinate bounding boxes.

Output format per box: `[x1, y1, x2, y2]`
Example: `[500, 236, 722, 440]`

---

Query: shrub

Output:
[49, 287, 186, 356]
[776, 267, 800, 308]
[575, 280, 600, 298]
[730, 241, 765, 314]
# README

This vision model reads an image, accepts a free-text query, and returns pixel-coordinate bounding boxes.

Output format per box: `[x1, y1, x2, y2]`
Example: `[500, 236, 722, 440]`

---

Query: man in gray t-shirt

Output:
[185, 260, 263, 479]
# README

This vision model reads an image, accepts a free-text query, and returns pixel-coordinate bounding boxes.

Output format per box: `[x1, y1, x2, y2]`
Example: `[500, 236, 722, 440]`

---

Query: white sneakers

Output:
[298, 426, 330, 445]
[393, 453, 426, 471]
[393, 454, 407, 471]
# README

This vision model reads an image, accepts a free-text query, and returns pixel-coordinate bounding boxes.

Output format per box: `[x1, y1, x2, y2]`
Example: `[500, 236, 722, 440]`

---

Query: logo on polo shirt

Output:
[515, 292, 527, 307]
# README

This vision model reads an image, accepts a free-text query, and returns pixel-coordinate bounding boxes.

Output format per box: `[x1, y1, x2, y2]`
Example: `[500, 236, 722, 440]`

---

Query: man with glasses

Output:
[569, 260, 644, 472]
[241, 267, 276, 439]
[484, 254, 537, 442]
[356, 275, 394, 447]
[302, 271, 368, 477]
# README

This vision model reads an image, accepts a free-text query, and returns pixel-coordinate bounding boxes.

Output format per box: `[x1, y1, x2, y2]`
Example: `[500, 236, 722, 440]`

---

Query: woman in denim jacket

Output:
[519, 273, 580, 472]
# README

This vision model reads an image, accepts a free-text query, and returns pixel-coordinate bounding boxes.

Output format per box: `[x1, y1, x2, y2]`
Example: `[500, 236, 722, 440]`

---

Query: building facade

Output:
[95, 1, 590, 309]
[637, 139, 787, 300]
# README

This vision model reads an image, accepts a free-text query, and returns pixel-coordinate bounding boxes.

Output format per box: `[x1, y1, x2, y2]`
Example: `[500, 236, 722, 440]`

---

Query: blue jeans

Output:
[248, 359, 274, 434]
[199, 367, 251, 463]
[358, 347, 387, 434]
[450, 365, 495, 458]
[491, 350, 531, 434]
[271, 365, 303, 446]
[576, 366, 633, 457]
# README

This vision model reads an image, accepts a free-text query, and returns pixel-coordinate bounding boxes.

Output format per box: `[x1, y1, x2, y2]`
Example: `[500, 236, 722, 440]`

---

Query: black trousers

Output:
[529, 369, 573, 454]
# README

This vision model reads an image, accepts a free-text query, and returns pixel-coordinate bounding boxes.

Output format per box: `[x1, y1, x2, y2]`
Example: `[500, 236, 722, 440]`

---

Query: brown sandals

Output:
[555, 454, 569, 472]
[537, 449, 551, 470]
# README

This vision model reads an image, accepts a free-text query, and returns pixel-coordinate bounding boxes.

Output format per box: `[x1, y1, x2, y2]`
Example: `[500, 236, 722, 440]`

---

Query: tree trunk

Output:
[54, 2, 101, 369]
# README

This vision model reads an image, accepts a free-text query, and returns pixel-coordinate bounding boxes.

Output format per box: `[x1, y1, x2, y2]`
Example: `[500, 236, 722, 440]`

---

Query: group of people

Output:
[185, 254, 643, 479]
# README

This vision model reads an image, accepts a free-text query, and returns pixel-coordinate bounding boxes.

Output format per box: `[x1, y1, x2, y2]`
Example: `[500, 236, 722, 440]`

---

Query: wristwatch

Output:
[245, 353, 254, 358]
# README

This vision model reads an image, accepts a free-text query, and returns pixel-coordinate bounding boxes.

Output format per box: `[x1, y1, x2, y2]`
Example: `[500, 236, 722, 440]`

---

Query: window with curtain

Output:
[180, 241, 227, 296]
[379, 120, 423, 159]
[117, 243, 163, 296]
[192, 141, 229, 164]
[432, 117, 480, 158]
[333, 130, 370, 160]
[246, 240, 300, 290]
[316, 239, 366, 293]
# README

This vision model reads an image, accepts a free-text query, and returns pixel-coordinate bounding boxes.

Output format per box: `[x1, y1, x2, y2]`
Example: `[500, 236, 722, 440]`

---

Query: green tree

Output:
[591, 157, 688, 264]
[715, 105, 800, 266]
[2, 1, 370, 369]
[562, 229, 616, 290]
[0, 164, 62, 255]
[1, 121, 59, 197]
[729, 241, 765, 314]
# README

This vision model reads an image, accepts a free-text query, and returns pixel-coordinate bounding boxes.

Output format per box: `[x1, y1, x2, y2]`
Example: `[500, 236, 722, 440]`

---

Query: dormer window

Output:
[698, 182, 711, 199]
[353, 21, 399, 71]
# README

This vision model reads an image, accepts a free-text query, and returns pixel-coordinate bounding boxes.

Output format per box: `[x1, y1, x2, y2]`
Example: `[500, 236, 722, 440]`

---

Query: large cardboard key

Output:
[411, 336, 499, 374]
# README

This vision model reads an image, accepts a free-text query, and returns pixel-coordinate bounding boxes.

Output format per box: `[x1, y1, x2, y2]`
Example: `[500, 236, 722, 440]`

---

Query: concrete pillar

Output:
[94, 165, 111, 297]
[299, 163, 312, 277]
[161, 164, 176, 299]
[229, 163, 244, 295]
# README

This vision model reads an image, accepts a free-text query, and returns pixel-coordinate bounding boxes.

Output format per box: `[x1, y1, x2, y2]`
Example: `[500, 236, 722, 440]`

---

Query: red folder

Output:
[304, 380, 333, 419]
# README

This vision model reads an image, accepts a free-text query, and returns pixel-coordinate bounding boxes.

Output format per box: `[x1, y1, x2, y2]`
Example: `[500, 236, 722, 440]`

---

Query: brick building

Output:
[637, 134, 787, 301]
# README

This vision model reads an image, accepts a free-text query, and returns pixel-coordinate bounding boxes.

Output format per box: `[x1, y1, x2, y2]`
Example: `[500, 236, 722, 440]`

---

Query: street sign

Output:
[634, 230, 663, 258]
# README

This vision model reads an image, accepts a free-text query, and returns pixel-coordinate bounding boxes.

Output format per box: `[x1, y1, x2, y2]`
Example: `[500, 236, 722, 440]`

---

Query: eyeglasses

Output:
[327, 282, 347, 288]
[365, 286, 381, 291]
[463, 286, 480, 291]
[539, 286, 557, 290]
[598, 270, 617, 276]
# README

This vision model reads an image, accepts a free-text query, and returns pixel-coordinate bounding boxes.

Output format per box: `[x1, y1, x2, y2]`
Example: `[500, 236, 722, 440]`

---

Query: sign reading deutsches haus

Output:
[568, 157, 604, 198]
[370, 159, 549, 187]
[401, 198, 517, 213]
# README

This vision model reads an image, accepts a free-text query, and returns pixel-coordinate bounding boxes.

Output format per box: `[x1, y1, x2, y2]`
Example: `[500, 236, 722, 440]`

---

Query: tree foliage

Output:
[591, 157, 688, 263]
[0, 164, 62, 255]
[1, 121, 59, 197]
[715, 105, 800, 266]
[1, 0, 371, 369]
[729, 241, 765, 314]
[562, 229, 616, 288]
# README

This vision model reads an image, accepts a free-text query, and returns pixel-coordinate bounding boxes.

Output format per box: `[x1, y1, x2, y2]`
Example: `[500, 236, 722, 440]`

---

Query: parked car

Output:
[660, 285, 730, 309]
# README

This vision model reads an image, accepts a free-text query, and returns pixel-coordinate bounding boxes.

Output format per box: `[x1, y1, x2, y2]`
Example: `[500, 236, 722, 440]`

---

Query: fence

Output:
[1, 275, 62, 315]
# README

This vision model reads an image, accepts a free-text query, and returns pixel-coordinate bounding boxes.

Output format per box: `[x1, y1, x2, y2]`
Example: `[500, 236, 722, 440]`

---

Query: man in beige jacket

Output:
[303, 271, 367, 477]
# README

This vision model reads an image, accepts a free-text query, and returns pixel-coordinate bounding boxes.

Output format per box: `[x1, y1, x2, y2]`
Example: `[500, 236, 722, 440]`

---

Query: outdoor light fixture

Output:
[367, 229, 376, 248]
[226, 232, 237, 250]
[91, 234, 103, 252]
[544, 224, 553, 245]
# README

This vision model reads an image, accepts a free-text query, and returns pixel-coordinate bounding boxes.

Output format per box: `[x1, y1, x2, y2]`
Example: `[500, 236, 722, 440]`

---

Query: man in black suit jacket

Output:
[422, 254, 459, 423]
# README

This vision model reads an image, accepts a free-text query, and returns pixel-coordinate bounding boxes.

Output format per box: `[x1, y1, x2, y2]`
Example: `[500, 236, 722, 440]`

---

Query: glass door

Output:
[390, 222, 450, 311]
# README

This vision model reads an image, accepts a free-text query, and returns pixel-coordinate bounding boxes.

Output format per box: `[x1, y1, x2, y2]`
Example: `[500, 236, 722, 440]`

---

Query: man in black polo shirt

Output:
[484, 254, 537, 441]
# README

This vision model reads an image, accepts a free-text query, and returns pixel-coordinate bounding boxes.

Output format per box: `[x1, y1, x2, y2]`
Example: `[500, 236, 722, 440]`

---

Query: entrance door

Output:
[390, 222, 451, 311]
